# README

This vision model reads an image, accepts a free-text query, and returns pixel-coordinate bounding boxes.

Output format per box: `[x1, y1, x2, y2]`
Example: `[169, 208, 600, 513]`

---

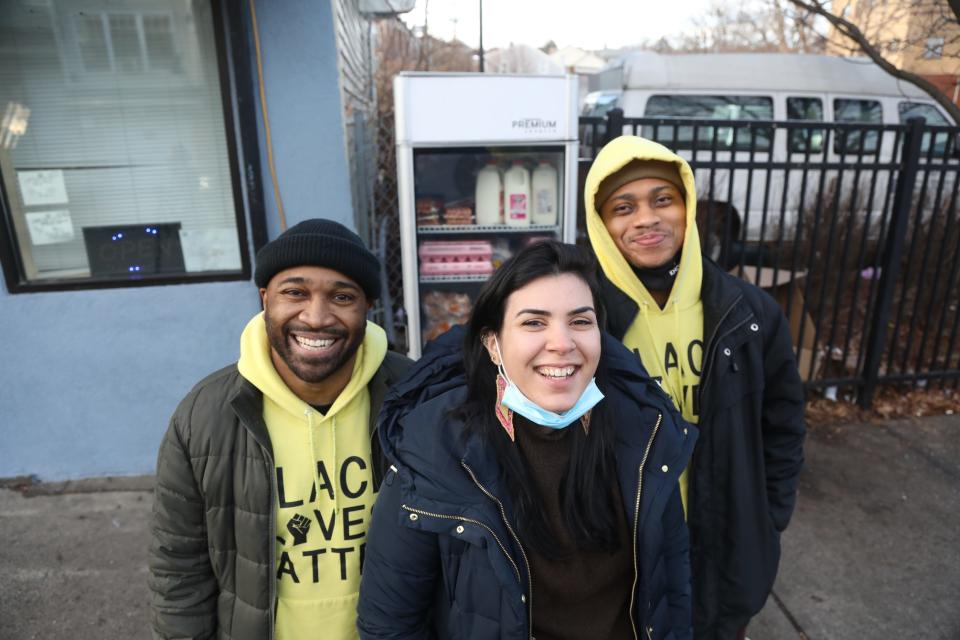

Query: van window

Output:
[642, 95, 774, 151]
[833, 99, 882, 154]
[582, 92, 620, 118]
[787, 97, 824, 153]
[898, 102, 950, 125]
[899, 102, 951, 157]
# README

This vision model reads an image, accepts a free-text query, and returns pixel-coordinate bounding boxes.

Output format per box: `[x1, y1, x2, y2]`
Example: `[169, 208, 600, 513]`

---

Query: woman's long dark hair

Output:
[457, 240, 621, 558]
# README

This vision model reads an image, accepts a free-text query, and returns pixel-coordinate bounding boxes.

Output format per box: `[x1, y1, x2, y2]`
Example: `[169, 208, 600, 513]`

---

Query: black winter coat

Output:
[148, 352, 412, 640]
[601, 259, 806, 639]
[356, 327, 699, 640]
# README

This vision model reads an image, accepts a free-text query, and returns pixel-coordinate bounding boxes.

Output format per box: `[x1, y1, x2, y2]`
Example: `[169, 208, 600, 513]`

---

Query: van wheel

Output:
[696, 201, 742, 268]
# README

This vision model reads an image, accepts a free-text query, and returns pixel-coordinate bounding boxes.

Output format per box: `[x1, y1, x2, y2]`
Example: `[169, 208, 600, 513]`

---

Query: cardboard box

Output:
[733, 266, 820, 381]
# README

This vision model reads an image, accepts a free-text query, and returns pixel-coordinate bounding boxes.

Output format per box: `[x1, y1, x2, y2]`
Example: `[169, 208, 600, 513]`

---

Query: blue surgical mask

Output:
[494, 337, 605, 430]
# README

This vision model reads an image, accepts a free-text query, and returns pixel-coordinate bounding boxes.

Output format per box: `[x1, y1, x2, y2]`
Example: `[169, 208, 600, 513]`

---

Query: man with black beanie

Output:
[585, 137, 806, 640]
[149, 219, 412, 640]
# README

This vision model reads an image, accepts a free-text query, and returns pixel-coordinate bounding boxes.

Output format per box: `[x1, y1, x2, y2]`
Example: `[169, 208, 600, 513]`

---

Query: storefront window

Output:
[0, 0, 247, 289]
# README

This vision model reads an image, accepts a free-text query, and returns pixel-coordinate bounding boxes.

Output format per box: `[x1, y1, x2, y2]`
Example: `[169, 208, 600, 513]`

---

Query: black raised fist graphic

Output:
[286, 513, 311, 546]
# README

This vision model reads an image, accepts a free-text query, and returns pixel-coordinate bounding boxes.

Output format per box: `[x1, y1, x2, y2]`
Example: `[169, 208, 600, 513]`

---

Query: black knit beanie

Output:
[254, 219, 381, 300]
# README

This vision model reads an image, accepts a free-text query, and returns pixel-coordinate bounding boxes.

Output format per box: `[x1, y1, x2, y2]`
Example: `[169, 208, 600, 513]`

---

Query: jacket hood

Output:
[377, 327, 474, 498]
[585, 135, 702, 311]
[237, 312, 387, 419]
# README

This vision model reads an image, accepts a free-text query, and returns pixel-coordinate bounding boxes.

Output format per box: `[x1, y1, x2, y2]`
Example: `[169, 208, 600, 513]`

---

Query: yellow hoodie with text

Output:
[585, 136, 703, 511]
[238, 313, 387, 640]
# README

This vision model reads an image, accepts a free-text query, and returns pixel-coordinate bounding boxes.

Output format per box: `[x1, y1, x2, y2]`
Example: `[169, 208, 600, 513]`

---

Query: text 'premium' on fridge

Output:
[394, 72, 580, 358]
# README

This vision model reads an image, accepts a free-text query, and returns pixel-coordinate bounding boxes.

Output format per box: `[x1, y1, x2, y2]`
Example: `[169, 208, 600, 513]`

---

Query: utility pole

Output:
[478, 0, 485, 72]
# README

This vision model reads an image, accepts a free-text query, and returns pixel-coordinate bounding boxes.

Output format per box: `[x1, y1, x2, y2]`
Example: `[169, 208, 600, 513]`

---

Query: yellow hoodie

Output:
[585, 136, 703, 511]
[238, 313, 388, 640]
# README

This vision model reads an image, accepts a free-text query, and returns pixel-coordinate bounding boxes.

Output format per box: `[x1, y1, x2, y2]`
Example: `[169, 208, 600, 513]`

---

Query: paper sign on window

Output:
[17, 169, 69, 206]
[26, 209, 74, 245]
[179, 228, 242, 272]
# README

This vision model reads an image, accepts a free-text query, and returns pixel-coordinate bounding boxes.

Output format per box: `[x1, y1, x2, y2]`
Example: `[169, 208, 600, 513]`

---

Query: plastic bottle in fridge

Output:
[503, 160, 531, 227]
[531, 160, 559, 226]
[475, 160, 502, 226]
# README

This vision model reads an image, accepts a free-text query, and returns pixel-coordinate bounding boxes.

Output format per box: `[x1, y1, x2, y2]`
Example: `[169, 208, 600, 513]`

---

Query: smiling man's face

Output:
[599, 177, 687, 270]
[260, 265, 369, 403]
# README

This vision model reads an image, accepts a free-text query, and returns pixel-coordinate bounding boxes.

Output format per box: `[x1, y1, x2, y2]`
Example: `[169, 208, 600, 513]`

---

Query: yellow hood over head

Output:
[585, 135, 702, 310]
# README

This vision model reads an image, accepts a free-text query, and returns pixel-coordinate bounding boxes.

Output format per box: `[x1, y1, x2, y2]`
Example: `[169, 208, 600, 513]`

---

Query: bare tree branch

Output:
[785, 0, 960, 122]
[668, 0, 825, 53]
[948, 0, 960, 22]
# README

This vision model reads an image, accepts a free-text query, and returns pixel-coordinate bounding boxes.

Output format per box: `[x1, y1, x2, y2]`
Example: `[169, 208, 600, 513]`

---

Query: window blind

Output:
[0, 0, 241, 280]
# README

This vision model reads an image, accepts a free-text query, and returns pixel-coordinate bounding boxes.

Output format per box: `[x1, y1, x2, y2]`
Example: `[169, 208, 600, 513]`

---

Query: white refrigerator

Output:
[394, 72, 580, 358]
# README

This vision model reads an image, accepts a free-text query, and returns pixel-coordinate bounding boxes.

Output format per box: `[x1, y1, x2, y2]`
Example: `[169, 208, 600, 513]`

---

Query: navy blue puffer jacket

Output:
[357, 327, 698, 640]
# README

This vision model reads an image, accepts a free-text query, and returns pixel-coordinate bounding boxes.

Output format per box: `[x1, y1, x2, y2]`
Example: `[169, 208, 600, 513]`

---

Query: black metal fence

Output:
[580, 110, 960, 407]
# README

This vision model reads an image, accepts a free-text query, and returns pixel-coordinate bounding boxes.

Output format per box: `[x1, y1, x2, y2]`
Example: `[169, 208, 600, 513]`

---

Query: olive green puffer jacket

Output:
[148, 351, 412, 640]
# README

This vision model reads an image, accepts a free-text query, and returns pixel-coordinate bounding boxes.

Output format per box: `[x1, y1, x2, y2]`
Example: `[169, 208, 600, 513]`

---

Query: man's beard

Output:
[265, 319, 364, 384]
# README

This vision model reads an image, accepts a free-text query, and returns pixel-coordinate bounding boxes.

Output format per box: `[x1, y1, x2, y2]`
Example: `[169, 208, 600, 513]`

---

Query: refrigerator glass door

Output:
[414, 145, 565, 347]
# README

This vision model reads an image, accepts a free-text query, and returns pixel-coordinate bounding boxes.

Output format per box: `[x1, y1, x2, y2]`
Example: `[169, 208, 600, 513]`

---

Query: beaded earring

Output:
[494, 370, 515, 441]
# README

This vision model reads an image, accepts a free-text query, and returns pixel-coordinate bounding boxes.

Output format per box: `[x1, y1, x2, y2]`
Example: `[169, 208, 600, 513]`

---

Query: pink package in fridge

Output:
[419, 240, 494, 276]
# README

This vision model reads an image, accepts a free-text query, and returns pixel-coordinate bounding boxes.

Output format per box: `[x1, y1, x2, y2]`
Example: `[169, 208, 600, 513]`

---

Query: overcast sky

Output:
[400, 0, 715, 51]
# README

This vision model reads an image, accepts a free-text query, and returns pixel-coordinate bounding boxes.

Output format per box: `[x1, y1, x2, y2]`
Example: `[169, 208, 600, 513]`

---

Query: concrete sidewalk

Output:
[1, 416, 958, 639]
[753, 414, 960, 640]
[0, 478, 152, 639]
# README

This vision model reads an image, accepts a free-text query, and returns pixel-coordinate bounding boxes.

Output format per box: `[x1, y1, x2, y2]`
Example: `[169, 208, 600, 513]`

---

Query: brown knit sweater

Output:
[514, 417, 634, 640]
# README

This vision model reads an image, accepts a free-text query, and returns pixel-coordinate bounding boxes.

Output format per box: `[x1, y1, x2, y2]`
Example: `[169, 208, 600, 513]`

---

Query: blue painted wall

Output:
[250, 0, 355, 236]
[0, 0, 354, 480]
[0, 283, 259, 479]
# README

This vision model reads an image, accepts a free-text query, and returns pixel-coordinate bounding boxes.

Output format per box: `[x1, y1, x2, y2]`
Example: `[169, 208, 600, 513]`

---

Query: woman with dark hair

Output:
[357, 241, 697, 640]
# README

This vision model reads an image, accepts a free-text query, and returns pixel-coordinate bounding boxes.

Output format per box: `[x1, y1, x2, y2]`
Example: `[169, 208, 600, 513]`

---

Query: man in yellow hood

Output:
[585, 136, 806, 640]
[149, 219, 411, 640]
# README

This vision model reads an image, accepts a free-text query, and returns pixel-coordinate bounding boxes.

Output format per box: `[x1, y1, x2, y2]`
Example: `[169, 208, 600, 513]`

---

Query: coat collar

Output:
[230, 377, 274, 460]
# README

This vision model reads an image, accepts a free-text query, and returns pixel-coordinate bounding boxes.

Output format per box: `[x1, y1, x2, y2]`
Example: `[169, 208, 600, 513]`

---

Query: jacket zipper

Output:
[460, 461, 535, 640]
[369, 428, 381, 487]
[629, 412, 662, 640]
[398, 504, 522, 585]
[256, 443, 278, 640]
[698, 294, 747, 412]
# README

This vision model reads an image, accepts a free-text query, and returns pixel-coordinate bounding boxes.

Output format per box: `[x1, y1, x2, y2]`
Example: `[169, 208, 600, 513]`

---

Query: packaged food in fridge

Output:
[443, 204, 474, 225]
[475, 160, 503, 225]
[531, 160, 559, 226]
[504, 160, 531, 227]
[419, 240, 493, 277]
[416, 195, 443, 226]
[422, 290, 473, 343]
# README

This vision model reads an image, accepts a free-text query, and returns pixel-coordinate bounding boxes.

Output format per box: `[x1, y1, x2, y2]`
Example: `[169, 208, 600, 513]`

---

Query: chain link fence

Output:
[349, 108, 407, 353]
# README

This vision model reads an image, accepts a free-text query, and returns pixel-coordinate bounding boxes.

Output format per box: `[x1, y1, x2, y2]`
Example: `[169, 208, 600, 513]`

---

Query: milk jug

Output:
[475, 161, 502, 225]
[531, 160, 559, 226]
[503, 160, 531, 227]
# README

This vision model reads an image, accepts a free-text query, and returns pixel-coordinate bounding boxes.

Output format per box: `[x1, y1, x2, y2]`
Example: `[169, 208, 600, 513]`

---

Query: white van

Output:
[582, 52, 955, 242]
